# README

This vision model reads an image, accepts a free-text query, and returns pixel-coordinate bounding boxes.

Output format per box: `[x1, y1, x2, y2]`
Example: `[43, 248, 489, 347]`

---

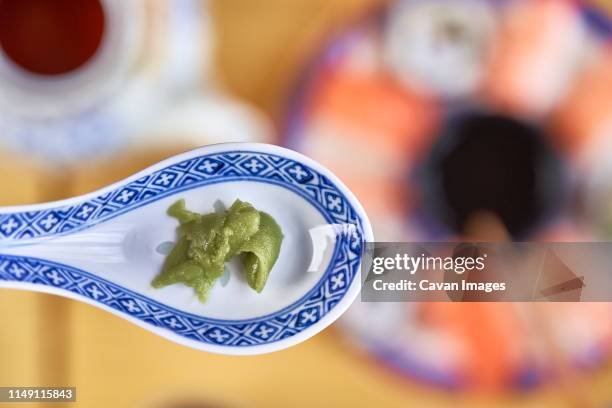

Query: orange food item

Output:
[482, 0, 583, 116]
[310, 68, 439, 162]
[552, 47, 612, 156]
[301, 63, 439, 239]
[422, 302, 529, 391]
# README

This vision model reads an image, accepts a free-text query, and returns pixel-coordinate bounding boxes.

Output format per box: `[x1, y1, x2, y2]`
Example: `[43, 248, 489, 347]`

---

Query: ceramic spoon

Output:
[0, 143, 373, 355]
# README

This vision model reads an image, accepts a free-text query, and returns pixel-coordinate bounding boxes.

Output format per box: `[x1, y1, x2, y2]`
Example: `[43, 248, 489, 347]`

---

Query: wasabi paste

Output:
[152, 199, 284, 302]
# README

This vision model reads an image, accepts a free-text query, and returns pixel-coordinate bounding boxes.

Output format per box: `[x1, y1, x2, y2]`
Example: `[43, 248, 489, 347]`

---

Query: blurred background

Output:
[1, 0, 612, 406]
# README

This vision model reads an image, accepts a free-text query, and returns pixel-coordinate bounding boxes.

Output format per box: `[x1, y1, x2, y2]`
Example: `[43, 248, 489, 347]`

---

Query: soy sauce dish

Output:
[0, 143, 373, 355]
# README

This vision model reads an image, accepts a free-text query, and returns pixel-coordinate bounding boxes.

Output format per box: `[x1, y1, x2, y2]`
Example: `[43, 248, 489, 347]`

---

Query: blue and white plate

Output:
[0, 143, 373, 354]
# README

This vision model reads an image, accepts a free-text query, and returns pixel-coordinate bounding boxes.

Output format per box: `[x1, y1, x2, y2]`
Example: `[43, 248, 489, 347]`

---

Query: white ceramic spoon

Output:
[0, 143, 372, 355]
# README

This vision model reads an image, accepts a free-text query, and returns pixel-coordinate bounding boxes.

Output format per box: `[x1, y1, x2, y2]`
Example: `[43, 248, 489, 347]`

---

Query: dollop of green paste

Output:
[152, 199, 284, 302]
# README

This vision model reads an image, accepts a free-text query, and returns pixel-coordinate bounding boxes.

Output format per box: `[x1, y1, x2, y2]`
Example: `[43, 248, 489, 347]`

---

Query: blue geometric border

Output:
[0, 151, 365, 347]
[0, 151, 362, 242]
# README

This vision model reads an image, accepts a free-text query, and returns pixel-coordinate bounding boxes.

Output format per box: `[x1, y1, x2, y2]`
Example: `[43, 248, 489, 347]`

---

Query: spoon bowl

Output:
[0, 143, 373, 354]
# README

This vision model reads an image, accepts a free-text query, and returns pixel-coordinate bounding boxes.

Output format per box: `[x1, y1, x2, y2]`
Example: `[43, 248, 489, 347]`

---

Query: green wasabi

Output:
[152, 199, 284, 302]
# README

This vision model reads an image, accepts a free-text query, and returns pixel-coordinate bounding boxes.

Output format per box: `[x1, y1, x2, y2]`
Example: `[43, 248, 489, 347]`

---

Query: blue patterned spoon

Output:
[0, 143, 372, 354]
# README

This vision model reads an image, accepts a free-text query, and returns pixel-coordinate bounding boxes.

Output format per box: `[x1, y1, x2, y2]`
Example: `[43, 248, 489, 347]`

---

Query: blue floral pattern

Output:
[0, 151, 365, 347]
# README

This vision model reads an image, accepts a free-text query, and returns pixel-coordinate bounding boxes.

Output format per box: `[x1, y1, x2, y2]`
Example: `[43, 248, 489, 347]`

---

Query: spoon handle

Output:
[0, 254, 53, 286]
[0, 253, 142, 323]
[0, 171, 158, 246]
[0, 203, 81, 245]
[0, 252, 108, 302]
[0, 149, 219, 246]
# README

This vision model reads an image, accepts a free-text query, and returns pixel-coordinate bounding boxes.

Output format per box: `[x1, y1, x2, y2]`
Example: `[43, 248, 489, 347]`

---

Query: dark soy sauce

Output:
[419, 112, 565, 239]
[0, 0, 105, 76]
